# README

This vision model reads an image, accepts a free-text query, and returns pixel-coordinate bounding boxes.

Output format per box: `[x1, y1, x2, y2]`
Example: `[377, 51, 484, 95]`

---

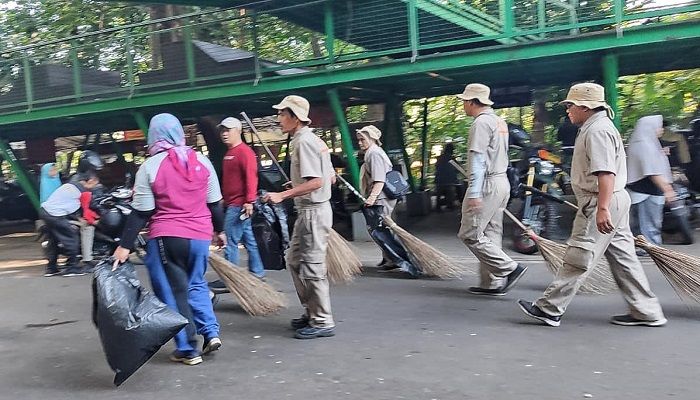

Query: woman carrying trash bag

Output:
[113, 113, 226, 366]
[357, 125, 418, 276]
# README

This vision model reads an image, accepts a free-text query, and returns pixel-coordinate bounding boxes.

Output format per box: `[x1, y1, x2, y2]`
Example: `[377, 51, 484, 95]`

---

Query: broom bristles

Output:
[326, 229, 363, 284]
[208, 253, 286, 316]
[382, 217, 462, 279]
[635, 235, 700, 303]
[531, 233, 617, 295]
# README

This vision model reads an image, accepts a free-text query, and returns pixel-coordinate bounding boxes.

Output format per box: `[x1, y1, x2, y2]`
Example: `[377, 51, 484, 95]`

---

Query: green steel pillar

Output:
[324, 0, 335, 64]
[0, 139, 40, 210]
[183, 25, 196, 85]
[125, 32, 136, 98]
[500, 0, 515, 36]
[602, 53, 621, 129]
[70, 40, 82, 100]
[21, 56, 33, 111]
[419, 99, 429, 191]
[407, 0, 419, 62]
[252, 12, 262, 84]
[327, 89, 360, 189]
[133, 112, 149, 140]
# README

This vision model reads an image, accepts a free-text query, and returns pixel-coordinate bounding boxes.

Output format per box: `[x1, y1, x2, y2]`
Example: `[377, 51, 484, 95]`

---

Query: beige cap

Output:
[561, 83, 614, 119]
[217, 117, 242, 130]
[272, 95, 311, 123]
[456, 83, 494, 106]
[357, 125, 382, 145]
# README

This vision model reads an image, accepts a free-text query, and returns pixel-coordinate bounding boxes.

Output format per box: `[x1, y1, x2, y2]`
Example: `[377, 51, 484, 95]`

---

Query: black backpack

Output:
[383, 170, 410, 200]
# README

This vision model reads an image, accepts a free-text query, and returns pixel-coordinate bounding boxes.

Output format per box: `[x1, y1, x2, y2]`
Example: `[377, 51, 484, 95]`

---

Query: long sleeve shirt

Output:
[222, 142, 259, 207]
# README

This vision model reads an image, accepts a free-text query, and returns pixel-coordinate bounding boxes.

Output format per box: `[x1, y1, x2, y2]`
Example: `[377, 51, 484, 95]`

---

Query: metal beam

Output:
[327, 89, 360, 189]
[0, 21, 697, 128]
[602, 53, 620, 129]
[0, 139, 40, 211]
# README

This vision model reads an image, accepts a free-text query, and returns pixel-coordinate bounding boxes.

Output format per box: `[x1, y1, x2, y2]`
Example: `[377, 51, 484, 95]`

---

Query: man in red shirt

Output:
[214, 117, 265, 281]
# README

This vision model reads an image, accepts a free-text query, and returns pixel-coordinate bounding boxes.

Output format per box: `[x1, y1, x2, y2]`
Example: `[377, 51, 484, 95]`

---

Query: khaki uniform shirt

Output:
[467, 108, 510, 176]
[360, 144, 392, 201]
[570, 111, 627, 197]
[290, 126, 333, 206]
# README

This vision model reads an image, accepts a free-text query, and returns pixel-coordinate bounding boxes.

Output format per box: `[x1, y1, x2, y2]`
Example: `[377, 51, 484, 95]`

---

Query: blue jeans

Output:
[631, 196, 664, 245]
[145, 238, 219, 353]
[224, 206, 265, 278]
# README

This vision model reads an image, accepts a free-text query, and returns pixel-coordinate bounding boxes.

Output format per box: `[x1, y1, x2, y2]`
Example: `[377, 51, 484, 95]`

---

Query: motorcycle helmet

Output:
[77, 150, 104, 174]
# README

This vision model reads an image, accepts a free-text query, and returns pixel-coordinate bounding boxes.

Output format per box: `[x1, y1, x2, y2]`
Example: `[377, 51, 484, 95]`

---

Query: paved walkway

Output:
[0, 214, 698, 400]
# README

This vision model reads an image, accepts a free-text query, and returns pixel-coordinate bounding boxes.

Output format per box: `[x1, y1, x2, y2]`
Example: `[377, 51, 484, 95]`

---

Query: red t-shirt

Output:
[222, 142, 258, 207]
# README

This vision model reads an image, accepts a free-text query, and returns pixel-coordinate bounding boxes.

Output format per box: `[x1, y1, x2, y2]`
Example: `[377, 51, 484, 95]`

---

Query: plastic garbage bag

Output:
[92, 260, 188, 386]
[251, 197, 290, 270]
[361, 205, 418, 275]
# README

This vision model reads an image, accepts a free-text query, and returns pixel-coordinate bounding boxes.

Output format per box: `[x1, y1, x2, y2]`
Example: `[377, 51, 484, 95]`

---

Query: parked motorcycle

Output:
[508, 124, 568, 254]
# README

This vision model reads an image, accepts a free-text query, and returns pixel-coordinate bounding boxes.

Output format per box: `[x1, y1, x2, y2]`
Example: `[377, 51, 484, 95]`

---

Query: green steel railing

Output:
[0, 0, 698, 115]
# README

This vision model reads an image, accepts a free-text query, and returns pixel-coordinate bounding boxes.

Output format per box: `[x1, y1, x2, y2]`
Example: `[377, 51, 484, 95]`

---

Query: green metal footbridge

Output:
[1, 0, 699, 209]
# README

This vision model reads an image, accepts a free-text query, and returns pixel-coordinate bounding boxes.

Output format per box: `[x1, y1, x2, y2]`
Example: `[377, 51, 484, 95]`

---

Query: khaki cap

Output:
[272, 95, 311, 123]
[357, 125, 382, 144]
[561, 83, 614, 119]
[456, 83, 494, 106]
[217, 117, 242, 130]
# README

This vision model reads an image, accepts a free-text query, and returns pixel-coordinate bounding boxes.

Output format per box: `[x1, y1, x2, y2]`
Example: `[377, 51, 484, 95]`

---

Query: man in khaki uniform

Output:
[518, 83, 666, 327]
[456, 83, 528, 296]
[264, 95, 336, 339]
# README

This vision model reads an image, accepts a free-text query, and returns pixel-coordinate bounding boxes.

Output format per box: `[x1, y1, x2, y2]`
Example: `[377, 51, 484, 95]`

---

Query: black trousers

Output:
[40, 208, 80, 269]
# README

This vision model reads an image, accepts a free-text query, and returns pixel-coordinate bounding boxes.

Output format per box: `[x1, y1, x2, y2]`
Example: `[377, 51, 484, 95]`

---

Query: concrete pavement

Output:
[0, 214, 699, 400]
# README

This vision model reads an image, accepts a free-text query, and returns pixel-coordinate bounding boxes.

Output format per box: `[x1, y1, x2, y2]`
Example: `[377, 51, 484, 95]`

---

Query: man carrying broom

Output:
[518, 83, 667, 327]
[457, 83, 528, 296]
[263, 95, 336, 339]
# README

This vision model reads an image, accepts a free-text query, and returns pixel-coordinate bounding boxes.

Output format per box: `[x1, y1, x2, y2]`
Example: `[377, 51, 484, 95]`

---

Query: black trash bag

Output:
[92, 260, 188, 386]
[251, 195, 290, 270]
[361, 205, 418, 276]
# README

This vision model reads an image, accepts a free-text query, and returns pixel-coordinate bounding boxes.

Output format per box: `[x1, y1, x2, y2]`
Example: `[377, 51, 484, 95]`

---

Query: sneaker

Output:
[501, 264, 528, 293]
[294, 326, 336, 340]
[290, 315, 310, 330]
[518, 299, 561, 327]
[610, 314, 667, 327]
[62, 267, 86, 277]
[44, 267, 61, 277]
[169, 350, 203, 365]
[208, 279, 230, 294]
[468, 287, 506, 296]
[202, 337, 222, 355]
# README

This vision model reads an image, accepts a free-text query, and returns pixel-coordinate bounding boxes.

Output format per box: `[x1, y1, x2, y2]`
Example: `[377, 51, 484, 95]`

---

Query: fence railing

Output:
[0, 0, 697, 114]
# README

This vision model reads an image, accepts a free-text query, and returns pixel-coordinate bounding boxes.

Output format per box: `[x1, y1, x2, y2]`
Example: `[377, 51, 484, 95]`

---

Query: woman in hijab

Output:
[40, 163, 61, 203]
[626, 115, 676, 247]
[113, 113, 226, 366]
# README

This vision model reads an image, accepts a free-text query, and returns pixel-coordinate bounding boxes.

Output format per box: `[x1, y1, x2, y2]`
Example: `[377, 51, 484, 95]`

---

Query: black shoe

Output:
[377, 264, 400, 272]
[290, 315, 310, 330]
[610, 314, 667, 327]
[501, 264, 528, 293]
[169, 350, 203, 365]
[468, 287, 506, 296]
[518, 299, 561, 327]
[208, 280, 230, 294]
[294, 326, 335, 339]
[202, 337, 222, 354]
[44, 267, 61, 277]
[62, 267, 86, 277]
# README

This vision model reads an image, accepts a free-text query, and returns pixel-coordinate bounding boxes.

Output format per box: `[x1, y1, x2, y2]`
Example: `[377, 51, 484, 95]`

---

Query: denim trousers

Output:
[224, 206, 265, 277]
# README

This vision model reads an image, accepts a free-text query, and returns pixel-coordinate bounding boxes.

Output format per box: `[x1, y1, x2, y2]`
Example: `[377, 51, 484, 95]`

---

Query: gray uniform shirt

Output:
[467, 108, 510, 176]
[570, 111, 627, 197]
[360, 144, 392, 201]
[290, 126, 333, 207]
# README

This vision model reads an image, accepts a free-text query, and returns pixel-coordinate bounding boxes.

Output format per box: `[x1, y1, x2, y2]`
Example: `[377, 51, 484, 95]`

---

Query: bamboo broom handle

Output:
[241, 111, 292, 185]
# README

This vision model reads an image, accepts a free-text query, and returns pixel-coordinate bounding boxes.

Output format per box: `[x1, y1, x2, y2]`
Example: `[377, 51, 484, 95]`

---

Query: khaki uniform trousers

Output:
[536, 190, 665, 320]
[286, 201, 334, 328]
[458, 176, 517, 289]
[79, 221, 95, 263]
